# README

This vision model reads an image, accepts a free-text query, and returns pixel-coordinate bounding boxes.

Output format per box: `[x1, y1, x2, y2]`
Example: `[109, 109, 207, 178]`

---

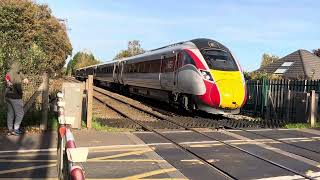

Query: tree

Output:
[260, 53, 279, 68]
[0, 0, 72, 81]
[313, 49, 320, 57]
[113, 40, 145, 60]
[66, 51, 100, 75]
[243, 71, 251, 80]
[247, 71, 282, 80]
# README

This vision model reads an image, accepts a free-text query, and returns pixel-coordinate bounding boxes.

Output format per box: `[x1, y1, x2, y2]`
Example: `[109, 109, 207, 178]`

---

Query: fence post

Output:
[286, 90, 291, 123]
[41, 72, 49, 130]
[86, 75, 93, 129]
[309, 90, 317, 127]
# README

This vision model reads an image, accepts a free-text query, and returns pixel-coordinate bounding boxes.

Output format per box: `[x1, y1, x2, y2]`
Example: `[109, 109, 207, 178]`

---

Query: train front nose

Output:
[215, 79, 245, 109]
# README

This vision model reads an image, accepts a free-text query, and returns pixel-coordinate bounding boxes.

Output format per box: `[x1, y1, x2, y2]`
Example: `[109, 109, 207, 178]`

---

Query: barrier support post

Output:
[310, 90, 318, 128]
[86, 75, 93, 129]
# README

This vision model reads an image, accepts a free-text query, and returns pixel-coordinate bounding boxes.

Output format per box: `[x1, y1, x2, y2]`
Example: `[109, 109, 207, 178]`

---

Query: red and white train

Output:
[75, 38, 247, 114]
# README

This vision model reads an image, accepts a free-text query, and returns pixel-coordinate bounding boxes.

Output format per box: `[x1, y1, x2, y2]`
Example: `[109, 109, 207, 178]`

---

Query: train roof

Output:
[75, 64, 97, 70]
[190, 38, 229, 52]
[77, 38, 229, 70]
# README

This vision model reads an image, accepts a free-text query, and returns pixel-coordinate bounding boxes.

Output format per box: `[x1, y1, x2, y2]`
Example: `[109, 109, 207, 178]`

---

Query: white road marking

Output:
[160, 130, 192, 133]
[298, 129, 320, 136]
[0, 136, 318, 154]
[0, 148, 56, 154]
[254, 171, 320, 179]
[222, 130, 320, 168]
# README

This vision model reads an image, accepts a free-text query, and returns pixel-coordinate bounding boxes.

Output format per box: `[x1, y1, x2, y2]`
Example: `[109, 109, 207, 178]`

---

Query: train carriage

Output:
[75, 38, 246, 114]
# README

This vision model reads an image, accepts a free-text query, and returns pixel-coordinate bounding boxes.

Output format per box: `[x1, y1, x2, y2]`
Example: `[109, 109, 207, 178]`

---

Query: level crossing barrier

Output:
[57, 92, 88, 180]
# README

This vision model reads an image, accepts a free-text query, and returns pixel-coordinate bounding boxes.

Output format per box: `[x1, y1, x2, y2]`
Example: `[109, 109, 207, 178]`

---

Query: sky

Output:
[35, 0, 319, 71]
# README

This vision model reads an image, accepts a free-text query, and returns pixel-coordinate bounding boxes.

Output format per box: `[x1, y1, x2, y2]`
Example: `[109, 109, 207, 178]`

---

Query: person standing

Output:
[5, 62, 29, 136]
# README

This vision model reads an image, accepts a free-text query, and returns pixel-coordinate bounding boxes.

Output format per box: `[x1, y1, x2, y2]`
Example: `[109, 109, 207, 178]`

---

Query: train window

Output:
[161, 59, 166, 73]
[115, 66, 118, 74]
[150, 60, 161, 73]
[132, 63, 137, 73]
[202, 50, 238, 71]
[143, 62, 148, 73]
[182, 51, 195, 66]
[162, 57, 175, 73]
[168, 57, 175, 72]
[143, 62, 147, 73]
[127, 64, 131, 73]
[142, 61, 151, 73]
[146, 62, 151, 73]
[124, 65, 128, 73]
[140, 62, 145, 73]
[127, 65, 130, 73]
[141, 62, 145, 73]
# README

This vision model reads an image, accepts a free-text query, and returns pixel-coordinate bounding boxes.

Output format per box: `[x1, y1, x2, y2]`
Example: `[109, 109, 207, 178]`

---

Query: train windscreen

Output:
[202, 50, 238, 71]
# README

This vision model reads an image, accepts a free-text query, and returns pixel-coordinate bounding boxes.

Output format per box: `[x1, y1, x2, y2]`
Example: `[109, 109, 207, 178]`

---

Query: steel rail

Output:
[93, 89, 236, 180]
[94, 86, 314, 180]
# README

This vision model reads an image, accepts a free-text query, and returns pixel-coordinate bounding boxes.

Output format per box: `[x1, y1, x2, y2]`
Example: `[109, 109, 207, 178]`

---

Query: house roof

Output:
[257, 49, 320, 79]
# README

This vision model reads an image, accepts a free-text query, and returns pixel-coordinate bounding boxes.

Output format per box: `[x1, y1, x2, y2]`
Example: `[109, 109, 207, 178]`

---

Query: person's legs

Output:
[12, 99, 24, 131]
[6, 98, 15, 132]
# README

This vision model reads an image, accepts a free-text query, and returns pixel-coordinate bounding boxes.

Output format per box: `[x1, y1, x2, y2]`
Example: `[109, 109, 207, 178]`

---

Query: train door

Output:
[93, 67, 96, 77]
[160, 55, 176, 90]
[119, 61, 124, 84]
[113, 63, 118, 83]
[174, 52, 181, 88]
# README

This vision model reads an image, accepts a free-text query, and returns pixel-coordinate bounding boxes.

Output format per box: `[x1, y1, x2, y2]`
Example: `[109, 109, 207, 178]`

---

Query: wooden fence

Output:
[241, 79, 320, 127]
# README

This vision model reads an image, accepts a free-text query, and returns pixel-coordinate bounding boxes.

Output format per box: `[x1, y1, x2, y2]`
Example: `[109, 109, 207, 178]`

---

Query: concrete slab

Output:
[0, 131, 57, 151]
[230, 130, 320, 162]
[247, 129, 320, 153]
[0, 131, 187, 179]
[298, 128, 320, 136]
[220, 130, 320, 178]
[134, 132, 230, 180]
[280, 129, 320, 139]
[135, 131, 299, 180]
[1, 129, 319, 179]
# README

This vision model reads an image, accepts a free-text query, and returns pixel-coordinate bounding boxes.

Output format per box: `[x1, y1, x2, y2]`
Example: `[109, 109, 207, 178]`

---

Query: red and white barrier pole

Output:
[57, 92, 86, 180]
[70, 166, 85, 180]
[66, 129, 76, 149]
[65, 127, 85, 180]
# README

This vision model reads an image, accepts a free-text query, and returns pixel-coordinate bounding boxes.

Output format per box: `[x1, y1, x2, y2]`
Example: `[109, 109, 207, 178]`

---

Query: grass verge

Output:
[82, 116, 134, 132]
[284, 123, 320, 129]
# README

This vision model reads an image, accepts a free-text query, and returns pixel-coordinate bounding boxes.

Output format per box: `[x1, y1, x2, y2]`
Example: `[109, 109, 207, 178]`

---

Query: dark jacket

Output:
[5, 63, 25, 99]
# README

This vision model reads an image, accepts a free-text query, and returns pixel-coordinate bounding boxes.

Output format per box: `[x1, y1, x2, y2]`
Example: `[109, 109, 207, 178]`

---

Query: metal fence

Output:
[241, 79, 320, 127]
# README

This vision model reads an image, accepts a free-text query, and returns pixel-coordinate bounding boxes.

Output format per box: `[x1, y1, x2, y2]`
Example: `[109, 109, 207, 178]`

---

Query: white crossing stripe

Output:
[221, 130, 320, 168]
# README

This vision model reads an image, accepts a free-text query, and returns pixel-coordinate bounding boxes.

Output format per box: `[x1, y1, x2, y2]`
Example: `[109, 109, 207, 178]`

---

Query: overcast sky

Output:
[35, 0, 319, 71]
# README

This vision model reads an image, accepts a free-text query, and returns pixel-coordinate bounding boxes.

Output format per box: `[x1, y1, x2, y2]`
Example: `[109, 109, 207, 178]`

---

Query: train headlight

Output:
[200, 70, 214, 81]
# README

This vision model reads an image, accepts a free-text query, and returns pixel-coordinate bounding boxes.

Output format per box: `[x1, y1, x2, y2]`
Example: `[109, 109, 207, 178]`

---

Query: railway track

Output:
[64, 77, 320, 179]
[93, 86, 316, 180]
